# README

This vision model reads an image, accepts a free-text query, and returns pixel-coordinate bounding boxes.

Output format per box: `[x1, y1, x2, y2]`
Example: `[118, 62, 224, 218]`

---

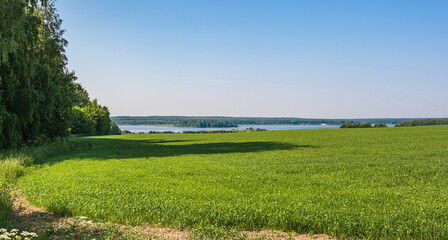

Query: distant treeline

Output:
[340, 123, 387, 128]
[175, 119, 238, 128]
[396, 118, 448, 127]
[182, 130, 238, 134]
[112, 116, 418, 126]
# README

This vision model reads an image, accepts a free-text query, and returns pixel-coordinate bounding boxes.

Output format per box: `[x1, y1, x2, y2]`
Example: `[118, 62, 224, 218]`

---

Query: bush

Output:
[340, 122, 372, 128]
[109, 122, 121, 135]
[70, 100, 112, 136]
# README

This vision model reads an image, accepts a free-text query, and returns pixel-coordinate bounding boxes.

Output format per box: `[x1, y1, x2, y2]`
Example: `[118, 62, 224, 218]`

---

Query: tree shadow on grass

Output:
[39, 138, 312, 164]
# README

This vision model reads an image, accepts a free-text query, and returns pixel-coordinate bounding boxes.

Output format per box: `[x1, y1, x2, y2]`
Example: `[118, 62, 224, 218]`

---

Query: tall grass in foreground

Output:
[18, 126, 448, 239]
[0, 139, 91, 228]
[0, 155, 29, 228]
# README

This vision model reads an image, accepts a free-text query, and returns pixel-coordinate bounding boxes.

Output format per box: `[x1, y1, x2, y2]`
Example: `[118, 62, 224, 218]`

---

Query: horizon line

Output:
[110, 115, 441, 120]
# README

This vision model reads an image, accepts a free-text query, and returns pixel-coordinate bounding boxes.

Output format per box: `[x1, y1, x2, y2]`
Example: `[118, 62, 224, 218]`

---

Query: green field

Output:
[18, 126, 448, 239]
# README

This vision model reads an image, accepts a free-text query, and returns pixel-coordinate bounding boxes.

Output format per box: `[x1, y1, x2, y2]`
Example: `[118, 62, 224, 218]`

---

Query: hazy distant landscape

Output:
[111, 116, 418, 126]
[118, 123, 341, 133]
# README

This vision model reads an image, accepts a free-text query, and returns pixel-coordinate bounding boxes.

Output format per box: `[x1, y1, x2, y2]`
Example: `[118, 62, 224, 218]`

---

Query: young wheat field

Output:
[18, 126, 448, 239]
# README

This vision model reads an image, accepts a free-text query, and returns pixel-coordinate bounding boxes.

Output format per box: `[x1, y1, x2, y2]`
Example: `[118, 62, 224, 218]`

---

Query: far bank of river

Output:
[118, 124, 341, 133]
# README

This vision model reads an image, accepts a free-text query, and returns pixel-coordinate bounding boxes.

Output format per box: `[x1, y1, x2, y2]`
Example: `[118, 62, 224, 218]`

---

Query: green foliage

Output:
[0, 158, 24, 228]
[245, 127, 267, 132]
[70, 99, 114, 136]
[0, 190, 12, 228]
[70, 106, 95, 135]
[109, 121, 121, 135]
[18, 126, 448, 239]
[396, 118, 448, 127]
[0, 0, 77, 148]
[71, 82, 90, 107]
[175, 119, 238, 128]
[183, 130, 239, 134]
[0, 0, 114, 148]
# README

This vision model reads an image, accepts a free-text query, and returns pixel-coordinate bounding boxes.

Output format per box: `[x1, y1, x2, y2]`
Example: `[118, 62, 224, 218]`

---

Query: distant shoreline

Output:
[118, 124, 341, 133]
[112, 116, 418, 126]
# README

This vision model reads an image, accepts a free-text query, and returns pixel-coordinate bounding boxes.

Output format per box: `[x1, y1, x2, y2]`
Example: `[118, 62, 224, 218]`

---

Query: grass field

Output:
[18, 126, 448, 239]
[0, 141, 91, 230]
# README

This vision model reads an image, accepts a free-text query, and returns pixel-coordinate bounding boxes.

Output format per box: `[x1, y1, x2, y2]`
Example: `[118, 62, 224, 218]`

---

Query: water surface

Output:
[118, 124, 340, 133]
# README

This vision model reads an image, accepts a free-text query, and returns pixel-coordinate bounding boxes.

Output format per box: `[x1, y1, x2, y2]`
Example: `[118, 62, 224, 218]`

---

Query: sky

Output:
[56, 0, 448, 118]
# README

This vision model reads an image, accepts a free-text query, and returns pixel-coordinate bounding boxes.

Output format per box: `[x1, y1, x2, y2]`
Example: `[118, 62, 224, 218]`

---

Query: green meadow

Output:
[18, 126, 448, 239]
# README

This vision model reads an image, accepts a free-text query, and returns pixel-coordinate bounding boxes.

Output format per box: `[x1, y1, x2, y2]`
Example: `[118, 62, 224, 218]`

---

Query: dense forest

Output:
[396, 118, 448, 127]
[175, 119, 238, 128]
[0, 0, 118, 149]
[112, 116, 418, 126]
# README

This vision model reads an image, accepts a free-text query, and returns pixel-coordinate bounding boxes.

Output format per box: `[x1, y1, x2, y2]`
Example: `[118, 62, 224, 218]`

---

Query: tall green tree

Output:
[1, 0, 79, 148]
[72, 99, 112, 136]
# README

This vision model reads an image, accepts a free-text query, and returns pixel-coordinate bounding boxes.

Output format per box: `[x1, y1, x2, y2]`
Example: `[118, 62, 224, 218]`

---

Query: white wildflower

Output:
[0, 234, 10, 240]
[0, 229, 38, 239]
[20, 231, 38, 238]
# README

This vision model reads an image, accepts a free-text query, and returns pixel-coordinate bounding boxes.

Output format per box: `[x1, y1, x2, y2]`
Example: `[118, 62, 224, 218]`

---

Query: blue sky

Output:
[56, 0, 448, 118]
